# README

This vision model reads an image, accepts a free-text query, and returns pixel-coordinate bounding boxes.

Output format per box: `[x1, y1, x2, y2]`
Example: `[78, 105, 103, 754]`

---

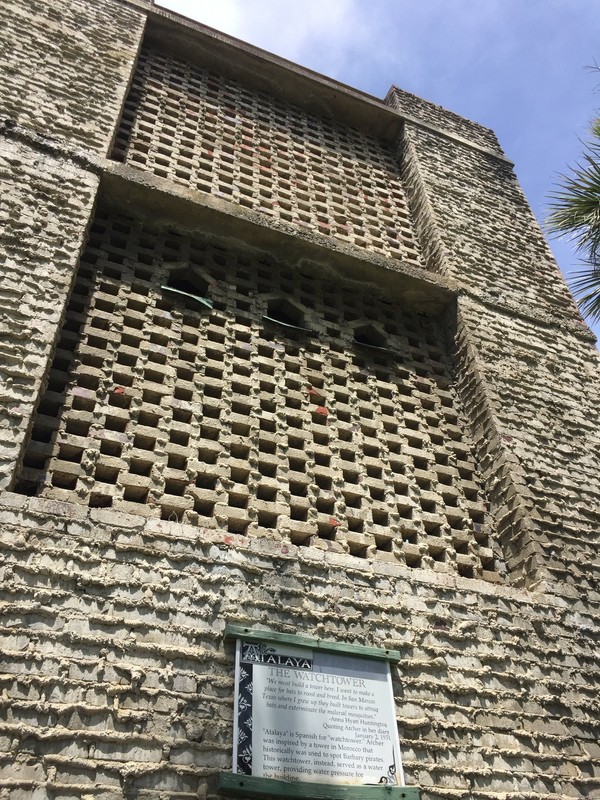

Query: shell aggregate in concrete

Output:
[0, 1, 599, 799]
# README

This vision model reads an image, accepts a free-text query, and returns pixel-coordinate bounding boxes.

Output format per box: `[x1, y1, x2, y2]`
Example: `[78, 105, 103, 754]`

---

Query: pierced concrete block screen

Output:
[1, 0, 600, 797]
[112, 45, 423, 267]
[13, 211, 500, 580]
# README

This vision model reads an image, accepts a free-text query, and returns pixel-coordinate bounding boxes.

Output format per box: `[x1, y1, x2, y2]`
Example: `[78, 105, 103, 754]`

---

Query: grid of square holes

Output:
[111, 45, 423, 269]
[14, 212, 502, 582]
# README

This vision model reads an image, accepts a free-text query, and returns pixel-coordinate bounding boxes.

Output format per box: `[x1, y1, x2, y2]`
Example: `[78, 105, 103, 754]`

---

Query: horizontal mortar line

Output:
[0, 758, 219, 773]
[0, 676, 229, 696]
[0, 502, 574, 607]
[0, 629, 229, 656]
[457, 288, 596, 342]
[0, 689, 229, 704]
[2, 637, 597, 681]
[0, 123, 104, 176]
[0, 784, 197, 796]
[0, 722, 199, 746]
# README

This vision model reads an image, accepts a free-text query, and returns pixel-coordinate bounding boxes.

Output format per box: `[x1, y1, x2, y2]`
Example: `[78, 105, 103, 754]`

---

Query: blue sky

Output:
[157, 0, 600, 340]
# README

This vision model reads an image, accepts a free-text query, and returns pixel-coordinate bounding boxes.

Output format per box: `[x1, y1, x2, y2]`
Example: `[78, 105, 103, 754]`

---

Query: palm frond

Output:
[569, 264, 600, 321]
[547, 119, 600, 322]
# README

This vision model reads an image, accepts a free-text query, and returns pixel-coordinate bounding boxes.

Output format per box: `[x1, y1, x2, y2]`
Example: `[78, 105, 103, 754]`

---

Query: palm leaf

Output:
[547, 120, 600, 323]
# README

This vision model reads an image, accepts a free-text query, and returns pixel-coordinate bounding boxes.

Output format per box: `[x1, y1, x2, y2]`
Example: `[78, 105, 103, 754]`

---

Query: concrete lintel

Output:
[99, 161, 457, 316]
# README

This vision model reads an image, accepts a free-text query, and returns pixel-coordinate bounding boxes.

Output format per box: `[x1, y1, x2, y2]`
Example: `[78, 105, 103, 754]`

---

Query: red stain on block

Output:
[315, 406, 328, 416]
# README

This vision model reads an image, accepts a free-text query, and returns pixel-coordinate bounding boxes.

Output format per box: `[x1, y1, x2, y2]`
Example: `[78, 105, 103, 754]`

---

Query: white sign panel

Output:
[233, 639, 404, 786]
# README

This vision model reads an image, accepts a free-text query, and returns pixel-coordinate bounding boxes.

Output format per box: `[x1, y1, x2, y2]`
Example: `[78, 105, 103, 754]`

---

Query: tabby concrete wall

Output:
[0, 135, 99, 490]
[391, 87, 600, 597]
[0, 0, 147, 154]
[1, 494, 599, 800]
[0, 0, 153, 488]
[0, 0, 149, 487]
[0, 2, 599, 799]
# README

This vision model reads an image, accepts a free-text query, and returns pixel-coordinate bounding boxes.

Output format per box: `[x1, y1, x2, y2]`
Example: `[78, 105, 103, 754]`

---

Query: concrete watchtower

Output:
[0, 1, 599, 797]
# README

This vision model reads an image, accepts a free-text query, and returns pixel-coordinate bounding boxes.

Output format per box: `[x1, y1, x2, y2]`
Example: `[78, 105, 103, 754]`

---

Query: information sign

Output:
[232, 638, 405, 787]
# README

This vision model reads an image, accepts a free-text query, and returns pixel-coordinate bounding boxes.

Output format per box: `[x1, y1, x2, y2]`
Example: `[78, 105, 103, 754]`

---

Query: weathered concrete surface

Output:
[0, 1, 599, 799]
[392, 92, 600, 594]
[100, 163, 457, 315]
[13, 209, 493, 580]
[146, 9, 404, 142]
[0, 0, 146, 154]
[0, 494, 598, 798]
[111, 40, 423, 269]
[0, 135, 99, 491]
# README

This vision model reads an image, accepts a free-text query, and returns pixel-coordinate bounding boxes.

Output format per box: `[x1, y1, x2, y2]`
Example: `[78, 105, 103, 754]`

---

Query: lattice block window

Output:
[111, 45, 423, 269]
[14, 212, 503, 582]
